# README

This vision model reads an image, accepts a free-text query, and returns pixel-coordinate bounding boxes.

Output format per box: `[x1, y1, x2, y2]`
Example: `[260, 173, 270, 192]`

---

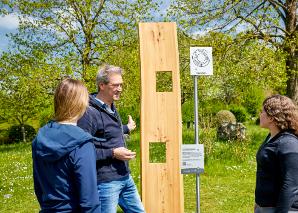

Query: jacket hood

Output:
[89, 93, 102, 108]
[33, 121, 93, 162]
[89, 93, 104, 110]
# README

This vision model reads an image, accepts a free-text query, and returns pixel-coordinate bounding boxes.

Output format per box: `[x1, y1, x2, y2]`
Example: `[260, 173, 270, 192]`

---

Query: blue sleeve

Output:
[123, 125, 129, 134]
[71, 142, 100, 213]
[78, 108, 113, 160]
[276, 140, 298, 213]
[94, 144, 113, 160]
[33, 160, 43, 205]
[93, 137, 113, 160]
[78, 107, 97, 136]
[32, 140, 43, 206]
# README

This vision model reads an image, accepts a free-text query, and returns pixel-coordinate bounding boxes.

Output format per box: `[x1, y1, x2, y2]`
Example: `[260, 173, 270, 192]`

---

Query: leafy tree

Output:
[99, 36, 141, 124]
[0, 0, 160, 126]
[0, 1, 9, 14]
[8, 0, 159, 82]
[178, 32, 286, 107]
[0, 51, 66, 126]
[169, 0, 297, 102]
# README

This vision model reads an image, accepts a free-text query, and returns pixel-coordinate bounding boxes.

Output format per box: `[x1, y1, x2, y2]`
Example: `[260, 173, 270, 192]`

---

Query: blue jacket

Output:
[77, 93, 130, 183]
[255, 131, 298, 212]
[32, 121, 100, 213]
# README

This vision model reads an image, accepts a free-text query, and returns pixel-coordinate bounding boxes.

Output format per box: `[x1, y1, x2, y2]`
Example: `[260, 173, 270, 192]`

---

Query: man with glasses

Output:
[78, 64, 145, 213]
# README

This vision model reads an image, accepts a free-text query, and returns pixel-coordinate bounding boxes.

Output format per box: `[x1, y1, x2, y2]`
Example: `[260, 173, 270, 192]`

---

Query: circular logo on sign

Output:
[192, 49, 210, 67]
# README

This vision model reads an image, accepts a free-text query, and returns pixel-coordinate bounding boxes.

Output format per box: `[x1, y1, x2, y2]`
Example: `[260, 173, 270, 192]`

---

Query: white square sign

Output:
[190, 47, 213, 76]
[181, 144, 204, 174]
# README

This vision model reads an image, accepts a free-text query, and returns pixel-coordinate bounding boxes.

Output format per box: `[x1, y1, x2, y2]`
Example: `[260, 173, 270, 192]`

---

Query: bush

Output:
[215, 110, 236, 127]
[0, 129, 9, 145]
[199, 100, 228, 128]
[243, 87, 265, 116]
[0, 115, 7, 124]
[8, 124, 36, 143]
[230, 106, 248, 122]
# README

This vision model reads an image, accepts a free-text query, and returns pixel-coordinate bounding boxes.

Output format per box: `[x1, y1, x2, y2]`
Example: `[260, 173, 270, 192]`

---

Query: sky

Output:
[0, 14, 18, 52]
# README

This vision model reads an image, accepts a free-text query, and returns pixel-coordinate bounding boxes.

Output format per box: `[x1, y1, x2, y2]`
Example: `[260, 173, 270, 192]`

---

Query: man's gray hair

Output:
[96, 64, 123, 91]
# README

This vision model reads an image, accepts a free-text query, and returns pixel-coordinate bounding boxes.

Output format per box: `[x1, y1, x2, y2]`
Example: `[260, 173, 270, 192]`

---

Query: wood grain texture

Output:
[139, 22, 184, 213]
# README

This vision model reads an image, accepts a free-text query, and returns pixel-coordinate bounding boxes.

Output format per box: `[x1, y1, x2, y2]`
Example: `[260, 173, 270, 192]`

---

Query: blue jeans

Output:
[97, 175, 145, 213]
[255, 206, 276, 213]
[255, 205, 298, 213]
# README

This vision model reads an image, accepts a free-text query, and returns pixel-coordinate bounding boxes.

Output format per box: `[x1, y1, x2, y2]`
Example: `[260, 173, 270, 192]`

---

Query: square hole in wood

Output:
[156, 71, 173, 92]
[149, 142, 166, 163]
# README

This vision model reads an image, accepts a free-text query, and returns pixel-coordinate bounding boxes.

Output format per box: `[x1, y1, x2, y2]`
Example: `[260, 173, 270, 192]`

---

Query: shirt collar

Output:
[94, 95, 115, 114]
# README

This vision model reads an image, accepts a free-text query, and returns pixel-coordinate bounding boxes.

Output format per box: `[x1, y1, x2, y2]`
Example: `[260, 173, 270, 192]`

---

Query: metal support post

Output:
[194, 76, 200, 213]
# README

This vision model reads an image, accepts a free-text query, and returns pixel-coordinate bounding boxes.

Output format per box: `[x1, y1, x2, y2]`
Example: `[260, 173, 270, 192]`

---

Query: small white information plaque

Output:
[181, 144, 204, 174]
[190, 47, 213, 76]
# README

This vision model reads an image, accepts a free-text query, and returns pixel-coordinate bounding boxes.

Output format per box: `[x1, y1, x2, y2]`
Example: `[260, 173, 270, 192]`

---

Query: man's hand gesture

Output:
[127, 115, 136, 132]
[113, 147, 136, 161]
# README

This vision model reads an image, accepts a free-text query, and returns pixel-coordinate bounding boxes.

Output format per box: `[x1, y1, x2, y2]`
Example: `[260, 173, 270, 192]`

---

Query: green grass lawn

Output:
[0, 124, 268, 212]
[0, 143, 38, 212]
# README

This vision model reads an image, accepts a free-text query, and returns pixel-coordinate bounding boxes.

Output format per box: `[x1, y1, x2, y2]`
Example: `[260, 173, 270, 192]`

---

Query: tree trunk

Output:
[284, 0, 297, 103]
[285, 49, 298, 103]
[21, 125, 26, 142]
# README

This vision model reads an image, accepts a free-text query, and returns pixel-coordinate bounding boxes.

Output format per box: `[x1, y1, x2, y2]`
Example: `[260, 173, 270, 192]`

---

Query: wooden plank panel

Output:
[139, 22, 184, 213]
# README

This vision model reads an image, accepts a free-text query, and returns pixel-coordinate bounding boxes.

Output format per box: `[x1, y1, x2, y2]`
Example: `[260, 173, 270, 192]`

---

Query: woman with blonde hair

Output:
[32, 79, 100, 212]
[255, 94, 298, 213]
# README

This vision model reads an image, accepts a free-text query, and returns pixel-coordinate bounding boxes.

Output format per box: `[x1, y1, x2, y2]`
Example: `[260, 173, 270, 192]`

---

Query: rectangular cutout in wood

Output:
[149, 142, 166, 163]
[156, 71, 173, 92]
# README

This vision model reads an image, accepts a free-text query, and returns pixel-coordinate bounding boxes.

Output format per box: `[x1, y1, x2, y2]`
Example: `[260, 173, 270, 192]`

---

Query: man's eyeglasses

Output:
[108, 83, 123, 88]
